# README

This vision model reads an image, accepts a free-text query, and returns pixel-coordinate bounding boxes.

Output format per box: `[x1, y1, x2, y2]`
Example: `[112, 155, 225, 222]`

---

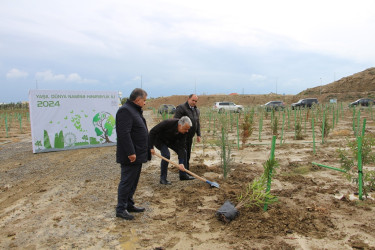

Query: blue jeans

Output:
[159, 144, 187, 180]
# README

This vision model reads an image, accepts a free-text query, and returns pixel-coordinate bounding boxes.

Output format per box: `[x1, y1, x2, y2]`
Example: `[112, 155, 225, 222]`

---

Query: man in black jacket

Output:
[115, 88, 151, 220]
[174, 94, 201, 178]
[149, 116, 191, 185]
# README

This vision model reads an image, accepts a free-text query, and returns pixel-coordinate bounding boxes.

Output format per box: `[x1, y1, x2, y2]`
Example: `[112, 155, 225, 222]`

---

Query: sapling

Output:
[213, 112, 216, 135]
[332, 105, 335, 129]
[18, 114, 22, 133]
[294, 117, 304, 140]
[306, 108, 310, 122]
[229, 112, 234, 132]
[241, 109, 255, 148]
[199, 133, 207, 163]
[5, 115, 9, 138]
[280, 111, 285, 145]
[264, 110, 269, 119]
[356, 110, 361, 137]
[338, 135, 375, 197]
[271, 114, 278, 137]
[236, 113, 240, 149]
[216, 113, 233, 178]
[236, 158, 279, 210]
[352, 107, 356, 133]
[365, 171, 375, 192]
[258, 110, 263, 141]
[319, 117, 331, 139]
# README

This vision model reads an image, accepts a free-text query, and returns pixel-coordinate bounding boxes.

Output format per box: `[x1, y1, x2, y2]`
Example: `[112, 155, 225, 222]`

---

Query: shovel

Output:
[153, 152, 220, 188]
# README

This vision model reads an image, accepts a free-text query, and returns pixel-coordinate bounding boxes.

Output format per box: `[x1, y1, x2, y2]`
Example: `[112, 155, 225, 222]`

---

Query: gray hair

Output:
[129, 88, 147, 101]
[178, 116, 192, 126]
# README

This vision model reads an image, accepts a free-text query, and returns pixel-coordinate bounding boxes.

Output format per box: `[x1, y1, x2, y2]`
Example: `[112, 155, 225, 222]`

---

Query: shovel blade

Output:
[206, 180, 220, 188]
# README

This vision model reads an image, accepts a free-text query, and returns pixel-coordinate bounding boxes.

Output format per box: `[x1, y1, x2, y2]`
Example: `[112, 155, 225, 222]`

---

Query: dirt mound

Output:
[298, 67, 375, 102]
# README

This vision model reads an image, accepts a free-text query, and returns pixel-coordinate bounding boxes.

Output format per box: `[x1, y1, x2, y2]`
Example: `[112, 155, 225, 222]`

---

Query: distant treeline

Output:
[0, 102, 29, 110]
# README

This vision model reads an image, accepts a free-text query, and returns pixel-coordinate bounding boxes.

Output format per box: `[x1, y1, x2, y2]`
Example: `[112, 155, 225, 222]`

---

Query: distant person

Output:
[149, 116, 192, 184]
[174, 94, 201, 178]
[115, 88, 151, 220]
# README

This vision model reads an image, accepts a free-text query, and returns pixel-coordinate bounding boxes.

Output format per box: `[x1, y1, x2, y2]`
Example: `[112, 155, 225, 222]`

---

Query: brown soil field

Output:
[1, 103, 375, 249]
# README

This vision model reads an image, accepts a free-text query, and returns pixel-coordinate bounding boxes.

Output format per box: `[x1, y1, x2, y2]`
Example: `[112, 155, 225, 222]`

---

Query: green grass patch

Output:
[282, 165, 311, 177]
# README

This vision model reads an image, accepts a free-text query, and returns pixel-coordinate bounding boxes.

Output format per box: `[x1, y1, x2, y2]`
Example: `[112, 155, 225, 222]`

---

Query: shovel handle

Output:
[153, 152, 207, 183]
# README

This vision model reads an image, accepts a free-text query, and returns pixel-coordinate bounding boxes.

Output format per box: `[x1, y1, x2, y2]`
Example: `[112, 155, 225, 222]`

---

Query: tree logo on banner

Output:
[93, 112, 116, 143]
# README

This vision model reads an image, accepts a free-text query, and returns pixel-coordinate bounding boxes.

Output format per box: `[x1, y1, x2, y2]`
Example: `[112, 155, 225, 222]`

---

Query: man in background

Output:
[174, 94, 201, 179]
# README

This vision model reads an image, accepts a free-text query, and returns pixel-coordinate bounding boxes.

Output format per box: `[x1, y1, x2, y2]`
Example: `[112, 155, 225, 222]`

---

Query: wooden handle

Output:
[153, 152, 207, 182]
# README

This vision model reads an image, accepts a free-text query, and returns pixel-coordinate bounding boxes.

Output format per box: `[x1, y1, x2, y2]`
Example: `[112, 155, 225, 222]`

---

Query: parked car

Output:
[291, 98, 318, 110]
[158, 104, 176, 114]
[213, 102, 243, 113]
[349, 98, 375, 107]
[261, 101, 285, 111]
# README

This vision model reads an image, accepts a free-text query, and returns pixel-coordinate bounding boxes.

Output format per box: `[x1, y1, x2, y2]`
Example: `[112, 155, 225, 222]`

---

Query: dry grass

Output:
[331, 129, 352, 137]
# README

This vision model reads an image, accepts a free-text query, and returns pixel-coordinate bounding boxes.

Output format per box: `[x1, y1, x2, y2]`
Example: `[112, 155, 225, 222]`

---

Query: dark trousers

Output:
[116, 163, 142, 213]
[186, 136, 193, 170]
[159, 144, 187, 180]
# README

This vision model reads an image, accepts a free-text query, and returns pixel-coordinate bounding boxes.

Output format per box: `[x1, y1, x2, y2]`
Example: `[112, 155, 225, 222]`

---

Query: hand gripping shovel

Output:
[153, 152, 220, 188]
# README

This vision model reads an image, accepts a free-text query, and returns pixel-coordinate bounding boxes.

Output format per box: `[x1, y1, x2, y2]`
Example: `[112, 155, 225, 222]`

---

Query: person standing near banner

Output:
[115, 88, 151, 220]
[174, 94, 201, 178]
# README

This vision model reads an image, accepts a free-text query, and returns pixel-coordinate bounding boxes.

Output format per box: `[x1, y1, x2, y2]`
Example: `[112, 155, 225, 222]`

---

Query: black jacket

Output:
[149, 119, 187, 159]
[116, 100, 151, 165]
[174, 101, 200, 138]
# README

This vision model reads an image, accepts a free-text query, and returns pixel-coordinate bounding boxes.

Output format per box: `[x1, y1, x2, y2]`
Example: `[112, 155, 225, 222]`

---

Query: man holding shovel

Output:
[174, 94, 201, 179]
[149, 116, 192, 185]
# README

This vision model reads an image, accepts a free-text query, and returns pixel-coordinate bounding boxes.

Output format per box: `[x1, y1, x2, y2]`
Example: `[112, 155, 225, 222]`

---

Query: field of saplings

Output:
[1, 101, 375, 249]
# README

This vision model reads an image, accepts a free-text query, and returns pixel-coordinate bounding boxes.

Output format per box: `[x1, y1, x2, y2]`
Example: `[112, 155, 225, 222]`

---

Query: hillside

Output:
[146, 67, 375, 109]
[297, 67, 375, 102]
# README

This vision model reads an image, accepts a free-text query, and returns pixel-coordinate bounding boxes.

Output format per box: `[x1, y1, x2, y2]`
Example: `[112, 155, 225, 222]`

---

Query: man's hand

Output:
[196, 136, 201, 143]
[178, 164, 186, 172]
[128, 154, 136, 162]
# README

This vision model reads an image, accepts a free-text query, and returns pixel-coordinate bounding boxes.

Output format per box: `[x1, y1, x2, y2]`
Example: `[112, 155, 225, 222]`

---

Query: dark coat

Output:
[174, 101, 201, 138]
[149, 119, 187, 159]
[116, 100, 151, 165]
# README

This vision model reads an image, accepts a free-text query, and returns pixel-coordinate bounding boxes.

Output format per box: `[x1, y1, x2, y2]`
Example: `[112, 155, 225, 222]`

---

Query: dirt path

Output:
[1, 110, 375, 249]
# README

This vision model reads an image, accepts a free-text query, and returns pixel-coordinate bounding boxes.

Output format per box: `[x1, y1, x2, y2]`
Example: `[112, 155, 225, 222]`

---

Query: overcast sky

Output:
[1, 0, 375, 102]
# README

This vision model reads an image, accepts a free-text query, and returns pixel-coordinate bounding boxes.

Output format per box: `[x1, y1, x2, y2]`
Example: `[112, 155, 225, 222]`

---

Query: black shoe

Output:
[116, 210, 134, 220]
[160, 179, 171, 185]
[180, 174, 195, 181]
[127, 205, 145, 213]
